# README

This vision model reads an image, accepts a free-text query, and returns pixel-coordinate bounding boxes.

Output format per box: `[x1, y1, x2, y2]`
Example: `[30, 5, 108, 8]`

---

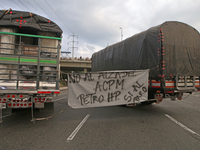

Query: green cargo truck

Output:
[0, 9, 62, 121]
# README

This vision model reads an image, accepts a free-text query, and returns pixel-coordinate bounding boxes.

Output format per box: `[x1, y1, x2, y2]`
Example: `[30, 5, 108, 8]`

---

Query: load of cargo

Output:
[92, 21, 200, 103]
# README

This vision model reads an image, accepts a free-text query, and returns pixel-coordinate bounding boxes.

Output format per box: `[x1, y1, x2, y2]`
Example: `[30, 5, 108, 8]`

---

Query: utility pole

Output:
[68, 32, 78, 59]
[119, 27, 123, 41]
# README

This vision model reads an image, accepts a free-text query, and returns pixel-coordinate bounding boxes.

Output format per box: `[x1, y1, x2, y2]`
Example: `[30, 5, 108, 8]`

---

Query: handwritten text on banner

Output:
[68, 70, 149, 108]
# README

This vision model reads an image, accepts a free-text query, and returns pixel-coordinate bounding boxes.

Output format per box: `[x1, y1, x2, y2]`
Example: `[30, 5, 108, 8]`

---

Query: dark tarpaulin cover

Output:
[0, 9, 62, 37]
[92, 21, 200, 77]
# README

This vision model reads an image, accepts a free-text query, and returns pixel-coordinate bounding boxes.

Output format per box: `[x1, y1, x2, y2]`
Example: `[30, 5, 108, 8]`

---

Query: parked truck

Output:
[0, 9, 62, 120]
[92, 21, 200, 104]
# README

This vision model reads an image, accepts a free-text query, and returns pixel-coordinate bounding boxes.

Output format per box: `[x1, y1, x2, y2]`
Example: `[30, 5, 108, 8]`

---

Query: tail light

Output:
[34, 97, 46, 102]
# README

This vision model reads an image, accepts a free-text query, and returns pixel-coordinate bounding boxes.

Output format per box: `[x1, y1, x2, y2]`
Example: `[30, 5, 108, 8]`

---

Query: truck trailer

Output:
[0, 9, 62, 121]
[92, 21, 200, 104]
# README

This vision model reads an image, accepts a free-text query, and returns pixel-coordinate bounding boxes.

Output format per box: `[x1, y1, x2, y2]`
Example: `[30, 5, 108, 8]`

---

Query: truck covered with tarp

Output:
[0, 9, 62, 122]
[92, 21, 200, 103]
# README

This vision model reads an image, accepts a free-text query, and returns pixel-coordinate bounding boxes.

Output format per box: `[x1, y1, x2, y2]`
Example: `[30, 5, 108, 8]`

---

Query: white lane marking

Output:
[67, 114, 90, 141]
[165, 114, 200, 138]
[2, 113, 14, 118]
[54, 96, 67, 102]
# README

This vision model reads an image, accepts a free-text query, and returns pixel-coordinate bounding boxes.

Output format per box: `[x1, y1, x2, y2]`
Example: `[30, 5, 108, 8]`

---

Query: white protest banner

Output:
[67, 70, 149, 108]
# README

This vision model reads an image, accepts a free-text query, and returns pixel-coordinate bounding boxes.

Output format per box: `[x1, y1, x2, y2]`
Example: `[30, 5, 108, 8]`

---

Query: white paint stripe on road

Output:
[2, 113, 14, 118]
[165, 114, 200, 138]
[67, 114, 90, 141]
[54, 96, 67, 102]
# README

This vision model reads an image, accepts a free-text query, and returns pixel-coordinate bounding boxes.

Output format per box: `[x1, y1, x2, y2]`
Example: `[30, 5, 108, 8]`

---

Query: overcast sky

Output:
[1, 0, 200, 58]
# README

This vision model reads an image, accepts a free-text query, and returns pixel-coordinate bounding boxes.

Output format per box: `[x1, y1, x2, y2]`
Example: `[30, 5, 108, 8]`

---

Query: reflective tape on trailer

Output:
[37, 91, 60, 94]
[165, 91, 174, 93]
[165, 81, 175, 88]
[38, 91, 52, 94]
[148, 81, 161, 88]
[195, 81, 200, 87]
[149, 81, 175, 88]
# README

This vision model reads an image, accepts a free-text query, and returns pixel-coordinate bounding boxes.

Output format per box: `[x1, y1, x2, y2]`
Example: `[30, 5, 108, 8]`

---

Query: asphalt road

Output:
[1, 90, 200, 150]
